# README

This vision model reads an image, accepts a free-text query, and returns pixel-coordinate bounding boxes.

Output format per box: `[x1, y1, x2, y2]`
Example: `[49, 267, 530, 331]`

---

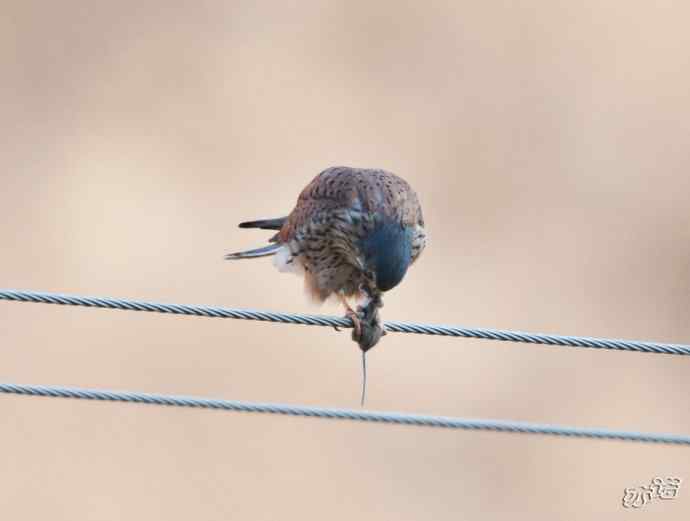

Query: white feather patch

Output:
[272, 246, 302, 274]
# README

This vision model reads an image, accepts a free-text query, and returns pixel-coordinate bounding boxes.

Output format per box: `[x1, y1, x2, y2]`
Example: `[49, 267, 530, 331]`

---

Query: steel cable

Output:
[1, 289, 689, 355]
[2, 382, 689, 445]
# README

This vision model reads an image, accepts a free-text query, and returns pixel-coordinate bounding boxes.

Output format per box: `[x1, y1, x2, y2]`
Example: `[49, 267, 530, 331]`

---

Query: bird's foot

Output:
[335, 292, 386, 351]
[334, 294, 362, 334]
[345, 308, 363, 339]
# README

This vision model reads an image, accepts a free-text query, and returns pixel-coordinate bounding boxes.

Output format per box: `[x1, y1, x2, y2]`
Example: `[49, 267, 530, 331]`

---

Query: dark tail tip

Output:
[238, 217, 287, 230]
[224, 243, 281, 260]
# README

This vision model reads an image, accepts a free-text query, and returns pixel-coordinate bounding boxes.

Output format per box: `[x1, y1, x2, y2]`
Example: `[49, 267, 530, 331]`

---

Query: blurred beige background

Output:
[2, 1, 690, 519]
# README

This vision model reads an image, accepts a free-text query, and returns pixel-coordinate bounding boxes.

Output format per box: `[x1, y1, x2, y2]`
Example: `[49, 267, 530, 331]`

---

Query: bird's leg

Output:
[336, 293, 362, 338]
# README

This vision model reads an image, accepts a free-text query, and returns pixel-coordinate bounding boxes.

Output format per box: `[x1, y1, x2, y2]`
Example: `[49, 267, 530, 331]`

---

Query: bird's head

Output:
[359, 215, 413, 293]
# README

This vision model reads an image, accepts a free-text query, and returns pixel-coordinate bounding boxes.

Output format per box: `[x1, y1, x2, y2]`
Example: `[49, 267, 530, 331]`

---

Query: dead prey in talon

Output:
[225, 166, 427, 404]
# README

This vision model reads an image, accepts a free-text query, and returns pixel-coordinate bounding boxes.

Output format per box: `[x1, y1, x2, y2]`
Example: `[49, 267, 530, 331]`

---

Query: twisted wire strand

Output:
[1, 382, 688, 445]
[2, 289, 689, 355]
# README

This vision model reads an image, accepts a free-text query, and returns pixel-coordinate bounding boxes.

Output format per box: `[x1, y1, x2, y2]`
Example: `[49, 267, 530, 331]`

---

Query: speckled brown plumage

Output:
[227, 166, 427, 352]
[276, 167, 425, 300]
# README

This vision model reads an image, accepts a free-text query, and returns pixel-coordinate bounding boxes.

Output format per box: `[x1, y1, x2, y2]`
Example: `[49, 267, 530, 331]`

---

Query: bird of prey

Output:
[226, 166, 426, 401]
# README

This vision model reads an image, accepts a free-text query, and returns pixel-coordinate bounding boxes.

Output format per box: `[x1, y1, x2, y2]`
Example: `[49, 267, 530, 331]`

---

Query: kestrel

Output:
[226, 165, 426, 362]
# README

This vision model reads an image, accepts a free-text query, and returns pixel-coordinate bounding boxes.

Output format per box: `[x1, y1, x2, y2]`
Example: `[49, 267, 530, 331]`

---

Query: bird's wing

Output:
[278, 166, 424, 243]
[277, 166, 362, 243]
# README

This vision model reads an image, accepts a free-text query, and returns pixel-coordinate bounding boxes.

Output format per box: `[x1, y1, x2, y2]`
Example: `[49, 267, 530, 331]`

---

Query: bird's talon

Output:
[346, 310, 363, 340]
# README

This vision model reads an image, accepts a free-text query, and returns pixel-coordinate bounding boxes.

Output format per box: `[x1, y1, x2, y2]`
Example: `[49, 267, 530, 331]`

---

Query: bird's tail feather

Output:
[238, 217, 287, 230]
[225, 243, 282, 260]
